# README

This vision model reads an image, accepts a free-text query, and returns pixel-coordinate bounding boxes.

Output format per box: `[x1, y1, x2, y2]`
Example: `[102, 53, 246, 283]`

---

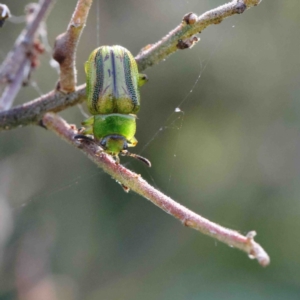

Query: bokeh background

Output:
[0, 0, 300, 299]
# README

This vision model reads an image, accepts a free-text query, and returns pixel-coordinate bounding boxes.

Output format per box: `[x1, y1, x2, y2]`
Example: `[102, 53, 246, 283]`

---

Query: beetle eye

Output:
[100, 139, 107, 149]
[123, 141, 128, 150]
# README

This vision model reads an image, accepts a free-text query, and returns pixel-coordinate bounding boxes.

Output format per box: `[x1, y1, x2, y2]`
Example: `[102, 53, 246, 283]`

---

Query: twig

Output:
[53, 0, 93, 93]
[0, 0, 263, 130]
[42, 112, 270, 267]
[0, 0, 55, 112]
[136, 0, 262, 70]
[0, 84, 86, 130]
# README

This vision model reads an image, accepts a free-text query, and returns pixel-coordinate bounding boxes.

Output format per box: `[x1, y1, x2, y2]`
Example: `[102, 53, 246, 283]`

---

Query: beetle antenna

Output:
[122, 151, 151, 167]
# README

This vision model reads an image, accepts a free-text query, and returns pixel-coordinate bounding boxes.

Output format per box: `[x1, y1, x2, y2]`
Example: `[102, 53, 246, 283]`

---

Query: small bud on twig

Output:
[0, 4, 11, 27]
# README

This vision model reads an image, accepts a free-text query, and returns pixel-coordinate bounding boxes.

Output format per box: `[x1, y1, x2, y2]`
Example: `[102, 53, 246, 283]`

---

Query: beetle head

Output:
[100, 134, 151, 167]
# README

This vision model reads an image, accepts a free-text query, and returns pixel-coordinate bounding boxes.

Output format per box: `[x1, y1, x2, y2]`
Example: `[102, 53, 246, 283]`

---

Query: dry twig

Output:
[0, 84, 86, 130]
[0, 0, 54, 112]
[53, 0, 93, 93]
[42, 112, 270, 267]
[136, 0, 262, 70]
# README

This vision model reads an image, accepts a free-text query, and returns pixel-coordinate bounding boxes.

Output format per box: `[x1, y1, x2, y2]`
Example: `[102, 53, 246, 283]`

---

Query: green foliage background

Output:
[0, 0, 300, 299]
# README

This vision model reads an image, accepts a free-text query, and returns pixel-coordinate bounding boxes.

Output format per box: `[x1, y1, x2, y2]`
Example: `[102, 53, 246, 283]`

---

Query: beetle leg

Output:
[74, 134, 95, 143]
[138, 73, 148, 87]
[82, 115, 94, 126]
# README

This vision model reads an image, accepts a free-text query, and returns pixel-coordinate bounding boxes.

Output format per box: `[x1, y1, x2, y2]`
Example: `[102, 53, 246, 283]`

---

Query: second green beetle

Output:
[75, 45, 150, 166]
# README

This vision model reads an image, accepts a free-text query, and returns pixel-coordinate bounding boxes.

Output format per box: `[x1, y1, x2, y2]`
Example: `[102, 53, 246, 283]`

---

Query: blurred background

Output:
[0, 0, 300, 299]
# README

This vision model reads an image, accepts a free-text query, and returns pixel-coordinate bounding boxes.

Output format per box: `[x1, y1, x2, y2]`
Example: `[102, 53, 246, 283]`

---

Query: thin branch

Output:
[53, 0, 93, 93]
[0, 84, 86, 130]
[0, 0, 55, 112]
[0, 0, 263, 131]
[42, 112, 270, 267]
[135, 0, 262, 70]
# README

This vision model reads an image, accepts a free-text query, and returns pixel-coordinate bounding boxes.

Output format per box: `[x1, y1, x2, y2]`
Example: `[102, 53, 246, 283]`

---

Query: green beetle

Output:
[75, 45, 150, 166]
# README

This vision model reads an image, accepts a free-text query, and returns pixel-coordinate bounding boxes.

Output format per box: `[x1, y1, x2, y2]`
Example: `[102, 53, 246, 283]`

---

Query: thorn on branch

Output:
[176, 36, 200, 50]
[117, 181, 130, 193]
